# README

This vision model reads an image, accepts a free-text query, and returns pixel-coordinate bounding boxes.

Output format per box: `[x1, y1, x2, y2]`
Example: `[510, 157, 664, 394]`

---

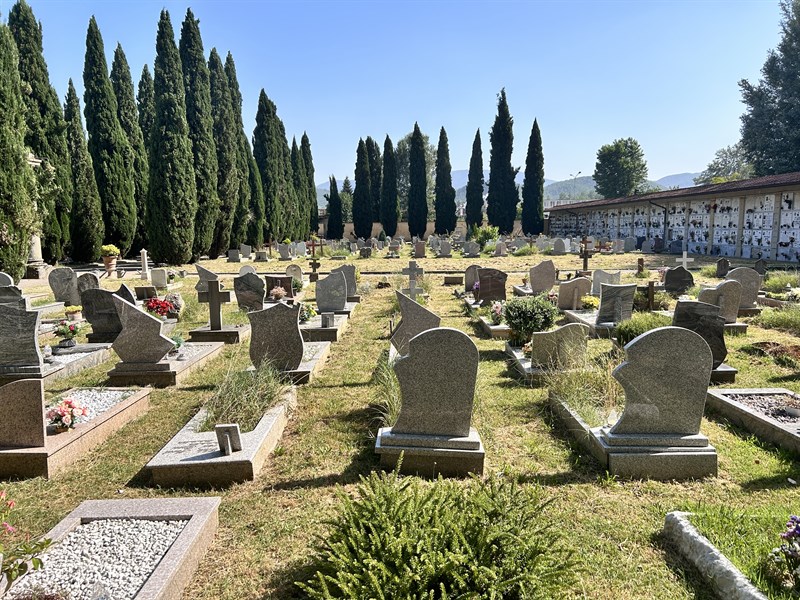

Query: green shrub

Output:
[763, 270, 800, 293]
[634, 268, 651, 279]
[291, 277, 303, 293]
[472, 224, 499, 249]
[699, 265, 718, 279]
[615, 312, 672, 346]
[482, 241, 496, 255]
[503, 295, 559, 345]
[298, 469, 576, 598]
[753, 306, 800, 337]
[513, 245, 537, 256]
[328, 247, 350, 258]
[581, 294, 599, 310]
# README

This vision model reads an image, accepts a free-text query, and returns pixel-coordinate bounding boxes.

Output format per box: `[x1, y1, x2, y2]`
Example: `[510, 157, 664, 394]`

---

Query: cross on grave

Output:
[578, 236, 597, 274]
[198, 279, 231, 331]
[675, 251, 695, 270]
[401, 261, 425, 301]
[308, 238, 325, 283]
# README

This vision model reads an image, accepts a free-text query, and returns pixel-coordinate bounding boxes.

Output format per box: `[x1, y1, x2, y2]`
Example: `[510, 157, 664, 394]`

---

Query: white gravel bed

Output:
[48, 351, 92, 366]
[8, 518, 187, 600]
[170, 343, 211, 361]
[49, 389, 134, 424]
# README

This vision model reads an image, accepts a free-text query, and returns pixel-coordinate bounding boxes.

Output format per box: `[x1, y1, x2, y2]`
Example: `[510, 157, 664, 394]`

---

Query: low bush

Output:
[470, 224, 499, 249]
[764, 270, 800, 293]
[699, 264, 719, 279]
[503, 295, 559, 345]
[633, 291, 672, 311]
[634, 268, 651, 279]
[298, 469, 577, 598]
[753, 306, 800, 337]
[513, 245, 537, 257]
[615, 312, 672, 346]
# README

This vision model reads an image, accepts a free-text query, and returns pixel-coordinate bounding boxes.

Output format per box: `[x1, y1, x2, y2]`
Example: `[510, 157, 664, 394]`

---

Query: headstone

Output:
[112, 295, 174, 364]
[668, 240, 684, 254]
[240, 244, 252, 259]
[316, 272, 347, 312]
[624, 237, 637, 253]
[135, 286, 158, 301]
[698, 280, 742, 324]
[0, 379, 45, 448]
[227, 249, 242, 263]
[82, 285, 136, 342]
[295, 242, 307, 258]
[672, 301, 727, 369]
[493, 242, 507, 257]
[238, 265, 256, 276]
[528, 260, 556, 295]
[414, 241, 426, 259]
[401, 261, 425, 298]
[753, 259, 768, 275]
[248, 302, 304, 371]
[254, 250, 268, 261]
[77, 272, 100, 298]
[286, 264, 303, 282]
[198, 280, 232, 330]
[527, 323, 589, 368]
[438, 240, 452, 258]
[215, 424, 242, 455]
[558, 277, 591, 310]
[360, 247, 373, 259]
[0, 285, 26, 308]
[0, 272, 13, 287]
[350, 242, 358, 253]
[390, 291, 440, 355]
[195, 265, 218, 293]
[612, 239, 625, 254]
[151, 268, 168, 289]
[49, 267, 80, 306]
[140, 249, 150, 280]
[663, 266, 694, 295]
[725, 267, 763, 309]
[476, 268, 507, 304]
[465, 264, 483, 294]
[591, 270, 621, 296]
[0, 294, 43, 370]
[265, 275, 295, 300]
[551, 239, 567, 256]
[653, 237, 665, 252]
[331, 264, 357, 298]
[596, 283, 636, 325]
[675, 251, 695, 270]
[462, 241, 480, 257]
[233, 272, 266, 312]
[277, 244, 291, 261]
[715, 258, 730, 278]
[356, 239, 365, 250]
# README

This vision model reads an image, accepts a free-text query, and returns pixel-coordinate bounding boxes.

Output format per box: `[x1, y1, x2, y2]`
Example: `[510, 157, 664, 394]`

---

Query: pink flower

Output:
[62, 415, 72, 427]
[6, 500, 15, 509]
[2, 521, 16, 534]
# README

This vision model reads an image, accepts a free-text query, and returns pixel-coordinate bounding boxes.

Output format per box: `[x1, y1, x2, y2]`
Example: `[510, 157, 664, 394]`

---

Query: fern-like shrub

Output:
[298, 469, 576, 598]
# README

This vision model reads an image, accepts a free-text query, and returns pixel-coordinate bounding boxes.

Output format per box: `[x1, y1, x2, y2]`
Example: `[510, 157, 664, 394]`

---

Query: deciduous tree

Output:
[593, 137, 648, 199]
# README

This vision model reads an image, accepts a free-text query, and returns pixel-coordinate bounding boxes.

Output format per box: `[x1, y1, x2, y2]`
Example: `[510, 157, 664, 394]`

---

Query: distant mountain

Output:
[655, 172, 701, 189]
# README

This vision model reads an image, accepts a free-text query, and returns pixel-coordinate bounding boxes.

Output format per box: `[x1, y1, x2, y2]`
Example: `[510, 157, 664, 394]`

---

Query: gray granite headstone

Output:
[240, 243, 252, 259]
[663, 266, 694, 295]
[111, 295, 174, 364]
[464, 264, 483, 293]
[277, 244, 291, 260]
[551, 239, 566, 255]
[0, 379, 45, 447]
[596, 283, 636, 325]
[493, 242, 507, 257]
[528, 323, 589, 368]
[558, 277, 591, 310]
[640, 239, 654, 254]
[753, 259, 768, 275]
[114, 284, 136, 305]
[0, 296, 43, 369]
[476, 268, 507, 304]
[77, 272, 100, 298]
[82, 286, 136, 341]
[591, 270, 621, 296]
[390, 291, 441, 356]
[715, 258, 730, 278]
[672, 300, 727, 369]
[248, 302, 304, 371]
[392, 327, 478, 437]
[316, 272, 347, 312]
[195, 264, 218, 293]
[233, 272, 266, 311]
[0, 286, 26, 309]
[462, 241, 480, 257]
[286, 264, 303, 282]
[725, 267, 762, 309]
[0, 272, 13, 287]
[528, 260, 556, 295]
[438, 240, 452, 257]
[238, 265, 257, 276]
[331, 264, 357, 297]
[49, 267, 80, 306]
[698, 279, 742, 324]
[610, 326, 712, 436]
[151, 268, 168, 289]
[413, 241, 426, 259]
[624, 237, 637, 252]
[227, 249, 241, 263]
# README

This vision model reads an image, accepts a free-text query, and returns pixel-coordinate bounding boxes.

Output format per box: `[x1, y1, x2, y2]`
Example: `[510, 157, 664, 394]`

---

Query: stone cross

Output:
[401, 261, 424, 301]
[675, 251, 694, 270]
[198, 279, 231, 331]
[579, 236, 596, 273]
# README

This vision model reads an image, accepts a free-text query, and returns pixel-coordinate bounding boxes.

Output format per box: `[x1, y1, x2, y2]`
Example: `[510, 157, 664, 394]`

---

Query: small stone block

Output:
[443, 275, 463, 286]
[215, 424, 242, 454]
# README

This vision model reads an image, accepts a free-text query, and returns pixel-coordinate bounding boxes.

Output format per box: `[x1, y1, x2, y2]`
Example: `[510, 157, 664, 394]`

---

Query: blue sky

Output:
[0, 0, 782, 184]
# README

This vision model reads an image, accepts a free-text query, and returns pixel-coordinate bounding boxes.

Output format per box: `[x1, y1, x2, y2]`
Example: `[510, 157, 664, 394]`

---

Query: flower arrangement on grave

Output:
[145, 297, 174, 318]
[291, 277, 303, 294]
[489, 301, 504, 325]
[100, 244, 120, 257]
[581, 295, 600, 310]
[768, 515, 800, 590]
[54, 319, 81, 341]
[269, 286, 287, 301]
[64, 305, 82, 321]
[299, 302, 317, 323]
[46, 396, 88, 431]
[1, 489, 52, 592]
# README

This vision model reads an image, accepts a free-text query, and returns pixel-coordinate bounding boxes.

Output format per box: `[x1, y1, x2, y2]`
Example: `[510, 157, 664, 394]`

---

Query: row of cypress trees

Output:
[327, 89, 545, 240]
[3, 1, 317, 268]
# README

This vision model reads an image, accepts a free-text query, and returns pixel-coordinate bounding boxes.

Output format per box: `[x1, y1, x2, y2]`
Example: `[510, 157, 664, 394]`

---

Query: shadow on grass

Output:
[651, 530, 718, 600]
[479, 348, 511, 363]
[538, 401, 606, 482]
[768, 372, 800, 383]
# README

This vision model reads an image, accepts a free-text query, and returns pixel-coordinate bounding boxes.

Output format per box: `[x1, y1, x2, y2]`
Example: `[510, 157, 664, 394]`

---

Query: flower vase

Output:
[102, 255, 117, 275]
[58, 338, 77, 348]
[54, 425, 71, 434]
[66, 311, 82, 321]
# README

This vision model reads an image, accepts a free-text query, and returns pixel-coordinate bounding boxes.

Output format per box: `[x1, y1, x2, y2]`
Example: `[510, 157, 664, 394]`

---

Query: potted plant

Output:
[100, 244, 121, 275]
[269, 286, 287, 302]
[54, 319, 81, 347]
[64, 305, 83, 321]
[46, 396, 88, 433]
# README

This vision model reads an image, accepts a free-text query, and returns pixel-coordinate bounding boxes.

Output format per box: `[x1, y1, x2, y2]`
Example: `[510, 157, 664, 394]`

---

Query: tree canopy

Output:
[465, 129, 484, 231]
[325, 176, 344, 240]
[486, 89, 518, 234]
[408, 123, 428, 238]
[593, 137, 648, 199]
[694, 142, 754, 185]
[353, 138, 373, 239]
[380, 135, 399, 237]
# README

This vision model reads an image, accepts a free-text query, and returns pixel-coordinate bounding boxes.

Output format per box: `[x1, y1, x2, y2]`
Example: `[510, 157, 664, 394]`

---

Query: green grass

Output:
[763, 270, 800, 294]
[615, 312, 672, 345]
[753, 306, 800, 336]
[699, 264, 719, 279]
[370, 350, 400, 428]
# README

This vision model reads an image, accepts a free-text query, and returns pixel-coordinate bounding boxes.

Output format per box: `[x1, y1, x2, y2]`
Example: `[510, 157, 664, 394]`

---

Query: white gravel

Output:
[48, 389, 134, 424]
[8, 518, 187, 600]
[49, 351, 93, 366]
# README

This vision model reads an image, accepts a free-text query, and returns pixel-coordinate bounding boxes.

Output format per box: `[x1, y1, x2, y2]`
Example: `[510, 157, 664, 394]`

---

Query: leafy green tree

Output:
[83, 16, 136, 255]
[593, 137, 648, 199]
[301, 133, 318, 236]
[408, 123, 428, 238]
[521, 119, 545, 235]
[291, 138, 309, 240]
[380, 135, 399, 237]
[207, 48, 240, 257]
[395, 131, 436, 220]
[225, 52, 252, 248]
[326, 176, 344, 240]
[340, 177, 354, 223]
[694, 142, 754, 185]
[179, 9, 219, 259]
[146, 10, 197, 264]
[740, 0, 800, 175]
[366, 136, 382, 220]
[110, 44, 149, 254]
[353, 138, 373, 239]
[465, 129, 484, 230]
[244, 141, 264, 248]
[487, 88, 518, 234]
[0, 23, 38, 281]
[64, 80, 104, 262]
[137, 65, 155, 153]
[434, 127, 456, 234]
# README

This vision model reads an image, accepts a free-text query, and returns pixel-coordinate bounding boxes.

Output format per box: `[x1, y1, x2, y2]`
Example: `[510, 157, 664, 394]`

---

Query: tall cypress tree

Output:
[9, 0, 72, 261]
[408, 123, 428, 238]
[225, 52, 252, 248]
[207, 48, 240, 257]
[353, 138, 373, 239]
[487, 88, 518, 234]
[147, 10, 197, 264]
[244, 141, 265, 249]
[380, 135, 399, 237]
[434, 127, 457, 234]
[465, 128, 484, 231]
[340, 176, 354, 223]
[83, 16, 136, 255]
[110, 44, 149, 254]
[291, 138, 309, 240]
[180, 9, 219, 259]
[366, 136, 382, 221]
[252, 89, 290, 244]
[137, 64, 155, 152]
[0, 24, 37, 281]
[301, 133, 318, 236]
[326, 176, 344, 240]
[65, 79, 104, 262]
[521, 119, 545, 235]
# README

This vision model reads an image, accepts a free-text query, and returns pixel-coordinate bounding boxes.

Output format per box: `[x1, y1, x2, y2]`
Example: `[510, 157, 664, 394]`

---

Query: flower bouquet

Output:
[269, 286, 287, 301]
[46, 397, 88, 432]
[299, 302, 317, 323]
[145, 297, 175, 318]
[489, 301, 504, 325]
[54, 319, 81, 347]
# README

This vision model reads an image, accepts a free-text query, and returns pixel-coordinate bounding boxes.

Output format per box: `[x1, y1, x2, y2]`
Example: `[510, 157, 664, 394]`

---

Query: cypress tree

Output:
[147, 10, 197, 264]
[83, 16, 136, 255]
[253, 89, 290, 244]
[291, 138, 310, 240]
[0, 24, 37, 281]
[408, 123, 428, 238]
[486, 88, 518, 234]
[243, 141, 265, 249]
[465, 129, 484, 231]
[353, 138, 373, 239]
[137, 64, 155, 152]
[366, 136, 382, 221]
[434, 127, 457, 234]
[521, 119, 545, 235]
[9, 0, 72, 261]
[326, 176, 344, 240]
[225, 52, 253, 248]
[340, 177, 354, 223]
[65, 79, 104, 262]
[301, 133, 318, 236]
[207, 48, 240, 257]
[380, 135, 399, 237]
[179, 9, 219, 259]
[110, 44, 149, 254]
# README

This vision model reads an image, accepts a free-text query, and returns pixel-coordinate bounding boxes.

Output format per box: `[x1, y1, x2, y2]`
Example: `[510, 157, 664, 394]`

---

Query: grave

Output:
[233, 272, 266, 312]
[473, 268, 507, 306]
[401, 260, 425, 301]
[247, 302, 330, 384]
[376, 327, 484, 477]
[134, 285, 158, 301]
[151, 268, 168, 289]
[414, 241, 426, 259]
[725, 267, 763, 316]
[82, 284, 136, 342]
[277, 243, 292, 261]
[641, 239, 654, 254]
[0, 271, 13, 286]
[108, 296, 224, 387]
[663, 266, 694, 295]
[464, 264, 483, 294]
[265, 274, 300, 304]
[715, 257, 730, 278]
[551, 238, 567, 255]
[591, 269, 621, 296]
[437, 240, 452, 258]
[189, 280, 251, 344]
[195, 264, 218, 293]
[48, 268, 100, 307]
[563, 283, 636, 338]
[0, 380, 151, 479]
[753, 258, 768, 275]
[557, 277, 591, 310]
[672, 300, 737, 383]
[493, 241, 507, 257]
[462, 241, 480, 258]
[505, 323, 589, 384]
[390, 291, 440, 358]
[675, 250, 695, 270]
[624, 236, 637, 252]
[443, 273, 464, 286]
[315, 271, 348, 313]
[331, 263, 361, 302]
[697, 279, 748, 334]
[514, 260, 556, 297]
[308, 238, 325, 282]
[300, 311, 349, 343]
[286, 264, 304, 284]
[227, 249, 243, 263]
[255, 249, 269, 261]
[239, 264, 256, 276]
[550, 326, 717, 480]
[240, 243, 252, 260]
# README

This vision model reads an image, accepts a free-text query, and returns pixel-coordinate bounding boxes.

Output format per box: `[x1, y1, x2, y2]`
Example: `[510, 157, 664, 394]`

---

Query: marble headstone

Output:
[238, 265, 257, 276]
[698, 280, 742, 324]
[77, 272, 100, 297]
[672, 300, 727, 369]
[277, 244, 291, 260]
[493, 242, 507, 257]
[528, 323, 589, 368]
[233, 272, 266, 311]
[528, 260, 556, 295]
[663, 266, 694, 295]
[558, 277, 591, 310]
[316, 272, 347, 312]
[286, 264, 303, 282]
[596, 283, 636, 325]
[551, 239, 566, 255]
[248, 302, 304, 371]
[111, 295, 174, 364]
[390, 291, 441, 356]
[151, 268, 168, 289]
[725, 267, 763, 309]
[476, 268, 507, 304]
[591, 270, 621, 296]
